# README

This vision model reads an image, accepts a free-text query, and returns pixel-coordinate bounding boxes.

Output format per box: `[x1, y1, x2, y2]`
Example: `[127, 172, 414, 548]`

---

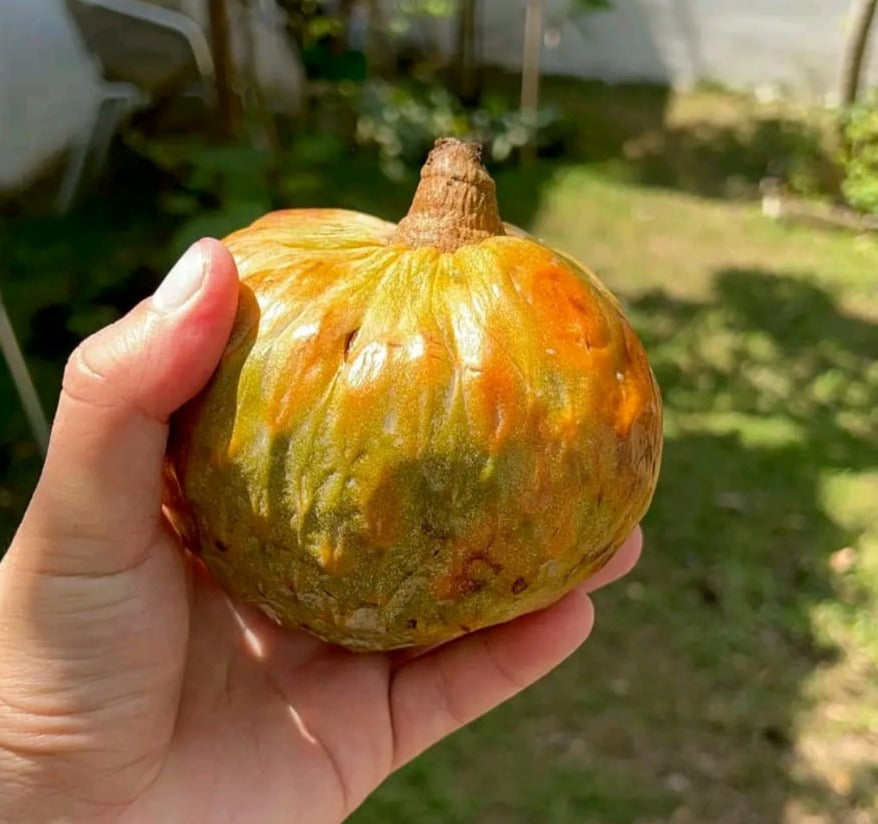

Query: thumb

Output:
[17, 238, 239, 575]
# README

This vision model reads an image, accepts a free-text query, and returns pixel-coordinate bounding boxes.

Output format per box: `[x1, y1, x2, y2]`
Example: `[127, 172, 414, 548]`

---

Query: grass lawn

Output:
[1, 82, 876, 822]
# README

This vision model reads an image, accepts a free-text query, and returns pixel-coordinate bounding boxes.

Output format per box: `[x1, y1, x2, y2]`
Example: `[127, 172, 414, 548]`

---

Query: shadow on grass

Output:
[617, 114, 839, 199]
[526, 74, 838, 201]
[352, 267, 878, 823]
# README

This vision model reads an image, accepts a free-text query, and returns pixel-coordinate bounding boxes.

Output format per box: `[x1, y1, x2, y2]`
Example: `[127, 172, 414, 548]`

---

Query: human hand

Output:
[0, 239, 642, 824]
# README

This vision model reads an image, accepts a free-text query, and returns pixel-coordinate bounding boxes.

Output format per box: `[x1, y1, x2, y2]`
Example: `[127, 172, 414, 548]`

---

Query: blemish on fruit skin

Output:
[512, 577, 529, 594]
[518, 260, 612, 360]
[543, 560, 561, 579]
[432, 550, 504, 600]
[459, 578, 488, 595]
[364, 479, 402, 549]
[346, 607, 384, 632]
[383, 408, 398, 434]
[475, 554, 503, 575]
[343, 328, 359, 359]
[420, 519, 452, 541]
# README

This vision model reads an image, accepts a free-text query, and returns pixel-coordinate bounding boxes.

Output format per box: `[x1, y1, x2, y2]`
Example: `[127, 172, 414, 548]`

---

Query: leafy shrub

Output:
[840, 94, 878, 214]
[354, 79, 571, 178]
[355, 80, 470, 179]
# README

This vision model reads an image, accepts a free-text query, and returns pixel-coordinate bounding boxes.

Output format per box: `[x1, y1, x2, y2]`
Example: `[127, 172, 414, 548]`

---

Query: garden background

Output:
[1, 2, 876, 822]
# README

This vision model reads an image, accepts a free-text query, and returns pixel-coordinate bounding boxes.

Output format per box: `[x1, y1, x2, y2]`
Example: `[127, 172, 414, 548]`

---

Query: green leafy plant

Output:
[354, 79, 571, 178]
[388, 0, 457, 33]
[354, 80, 469, 178]
[840, 93, 878, 214]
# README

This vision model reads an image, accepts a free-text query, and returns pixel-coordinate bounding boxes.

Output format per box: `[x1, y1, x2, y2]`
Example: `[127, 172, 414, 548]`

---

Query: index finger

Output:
[581, 525, 643, 593]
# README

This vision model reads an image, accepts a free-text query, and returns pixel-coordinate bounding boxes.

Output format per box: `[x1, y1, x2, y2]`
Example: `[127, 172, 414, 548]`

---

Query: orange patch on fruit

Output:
[612, 323, 654, 438]
[470, 342, 527, 450]
[524, 262, 611, 361]
[363, 475, 403, 550]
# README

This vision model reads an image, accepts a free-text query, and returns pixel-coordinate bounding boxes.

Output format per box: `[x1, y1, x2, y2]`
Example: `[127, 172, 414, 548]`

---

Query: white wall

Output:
[473, 0, 870, 102]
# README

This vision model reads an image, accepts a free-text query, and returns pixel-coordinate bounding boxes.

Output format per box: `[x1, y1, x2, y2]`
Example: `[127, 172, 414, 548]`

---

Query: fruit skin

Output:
[164, 155, 662, 652]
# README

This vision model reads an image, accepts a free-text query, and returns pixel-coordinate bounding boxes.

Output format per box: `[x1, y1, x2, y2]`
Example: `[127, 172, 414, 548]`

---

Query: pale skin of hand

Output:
[0, 240, 642, 824]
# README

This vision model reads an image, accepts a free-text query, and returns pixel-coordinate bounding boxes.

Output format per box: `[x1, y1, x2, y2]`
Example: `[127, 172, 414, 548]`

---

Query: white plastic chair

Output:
[58, 0, 216, 211]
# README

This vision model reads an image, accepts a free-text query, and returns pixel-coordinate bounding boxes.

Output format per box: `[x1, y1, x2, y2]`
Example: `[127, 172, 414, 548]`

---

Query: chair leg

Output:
[56, 90, 134, 212]
[0, 293, 49, 457]
[55, 129, 93, 213]
[55, 99, 103, 213]
[90, 97, 127, 181]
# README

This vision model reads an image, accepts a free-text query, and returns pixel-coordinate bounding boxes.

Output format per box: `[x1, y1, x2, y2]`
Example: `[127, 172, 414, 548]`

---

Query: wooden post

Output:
[456, 0, 481, 105]
[207, 0, 239, 138]
[364, 0, 387, 75]
[520, 0, 544, 164]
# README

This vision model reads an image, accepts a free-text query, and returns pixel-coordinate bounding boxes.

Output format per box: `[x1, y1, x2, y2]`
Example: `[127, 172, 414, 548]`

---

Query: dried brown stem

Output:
[391, 138, 505, 252]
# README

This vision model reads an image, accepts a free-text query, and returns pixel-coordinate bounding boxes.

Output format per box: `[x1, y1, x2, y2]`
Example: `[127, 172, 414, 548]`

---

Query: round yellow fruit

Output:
[163, 138, 662, 651]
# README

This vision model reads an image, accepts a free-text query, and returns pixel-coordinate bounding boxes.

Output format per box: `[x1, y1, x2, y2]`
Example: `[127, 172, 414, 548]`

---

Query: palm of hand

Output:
[0, 521, 394, 824]
[134, 534, 398, 824]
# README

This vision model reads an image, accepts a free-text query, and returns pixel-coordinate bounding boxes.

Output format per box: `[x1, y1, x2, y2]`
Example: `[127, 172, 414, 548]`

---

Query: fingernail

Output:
[153, 243, 206, 312]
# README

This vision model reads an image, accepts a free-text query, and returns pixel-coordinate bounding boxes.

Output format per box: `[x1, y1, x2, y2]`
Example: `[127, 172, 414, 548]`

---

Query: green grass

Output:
[2, 81, 877, 823]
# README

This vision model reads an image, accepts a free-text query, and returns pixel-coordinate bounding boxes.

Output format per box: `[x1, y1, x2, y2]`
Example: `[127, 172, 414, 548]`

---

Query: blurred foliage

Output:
[387, 0, 458, 30]
[355, 78, 570, 178]
[268, 1, 620, 176]
[839, 91, 878, 214]
[277, 0, 456, 46]
[355, 80, 469, 177]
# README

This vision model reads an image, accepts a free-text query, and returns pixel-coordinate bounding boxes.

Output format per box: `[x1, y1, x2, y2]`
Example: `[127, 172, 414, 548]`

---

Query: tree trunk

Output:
[455, 0, 481, 105]
[837, 0, 878, 106]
